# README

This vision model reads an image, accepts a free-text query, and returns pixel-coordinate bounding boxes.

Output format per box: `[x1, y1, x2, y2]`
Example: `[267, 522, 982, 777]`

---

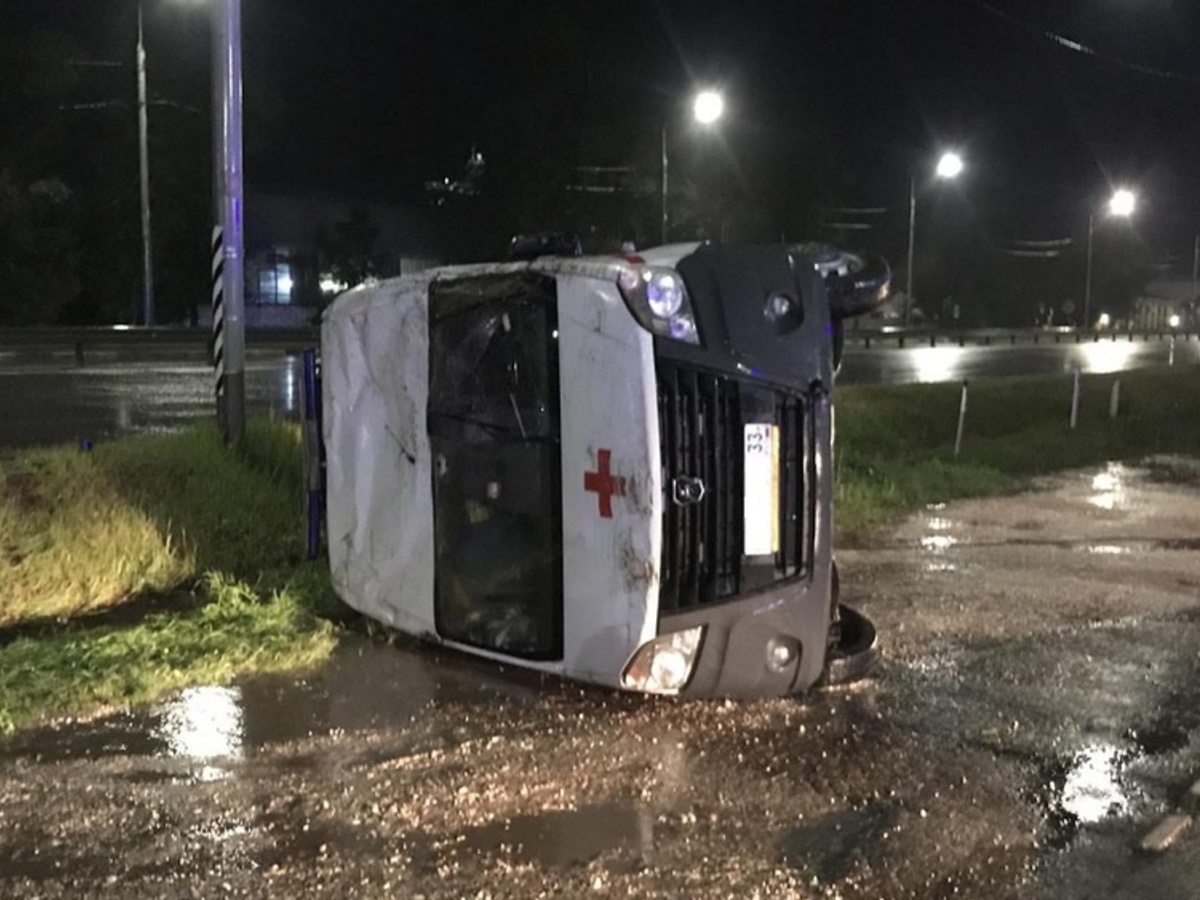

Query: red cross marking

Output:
[583, 448, 627, 519]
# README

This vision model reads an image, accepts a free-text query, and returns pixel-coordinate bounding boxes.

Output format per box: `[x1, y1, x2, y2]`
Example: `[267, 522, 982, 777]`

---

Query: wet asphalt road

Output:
[0, 348, 305, 450]
[2, 459, 1199, 898]
[2, 337, 1196, 450]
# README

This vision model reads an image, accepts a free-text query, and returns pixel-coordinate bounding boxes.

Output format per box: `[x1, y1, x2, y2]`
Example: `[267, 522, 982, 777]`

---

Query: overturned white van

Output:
[321, 241, 887, 697]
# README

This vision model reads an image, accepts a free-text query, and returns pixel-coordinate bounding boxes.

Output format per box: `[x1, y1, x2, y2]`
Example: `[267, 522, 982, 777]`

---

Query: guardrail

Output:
[845, 326, 1200, 349]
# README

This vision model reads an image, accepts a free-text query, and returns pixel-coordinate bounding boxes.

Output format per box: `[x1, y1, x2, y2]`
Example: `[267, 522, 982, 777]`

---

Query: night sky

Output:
[9, 0, 1200, 257]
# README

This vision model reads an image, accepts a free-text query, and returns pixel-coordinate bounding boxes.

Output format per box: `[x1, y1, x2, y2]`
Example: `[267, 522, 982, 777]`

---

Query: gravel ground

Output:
[2, 458, 1199, 899]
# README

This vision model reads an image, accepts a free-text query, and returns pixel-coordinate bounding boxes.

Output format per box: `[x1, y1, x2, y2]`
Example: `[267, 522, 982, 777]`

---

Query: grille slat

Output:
[657, 364, 806, 613]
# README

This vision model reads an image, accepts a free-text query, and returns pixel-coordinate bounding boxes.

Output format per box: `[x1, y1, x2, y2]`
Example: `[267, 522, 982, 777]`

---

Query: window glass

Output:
[428, 275, 563, 660]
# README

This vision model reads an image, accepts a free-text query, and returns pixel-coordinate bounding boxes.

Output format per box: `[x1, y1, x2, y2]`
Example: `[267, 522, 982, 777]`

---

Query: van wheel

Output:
[821, 603, 877, 686]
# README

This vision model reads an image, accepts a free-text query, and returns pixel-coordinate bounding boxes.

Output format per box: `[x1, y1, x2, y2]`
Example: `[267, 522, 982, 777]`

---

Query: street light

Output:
[661, 89, 725, 246]
[905, 151, 963, 326]
[1083, 188, 1136, 330]
[209, 0, 246, 444]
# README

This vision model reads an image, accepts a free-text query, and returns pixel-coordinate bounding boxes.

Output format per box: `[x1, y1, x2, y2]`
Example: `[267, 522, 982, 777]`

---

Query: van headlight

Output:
[616, 266, 701, 345]
[621, 627, 705, 694]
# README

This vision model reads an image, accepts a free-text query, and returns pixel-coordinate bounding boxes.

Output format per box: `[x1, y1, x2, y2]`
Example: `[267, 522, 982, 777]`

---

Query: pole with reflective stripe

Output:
[212, 0, 245, 444]
[210, 224, 226, 434]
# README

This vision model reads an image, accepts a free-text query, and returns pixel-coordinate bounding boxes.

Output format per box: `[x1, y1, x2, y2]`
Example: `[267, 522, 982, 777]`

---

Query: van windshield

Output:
[427, 273, 563, 660]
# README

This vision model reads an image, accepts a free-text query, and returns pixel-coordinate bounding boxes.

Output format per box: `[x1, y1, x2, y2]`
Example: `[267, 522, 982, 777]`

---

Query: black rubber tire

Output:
[821, 603, 878, 686]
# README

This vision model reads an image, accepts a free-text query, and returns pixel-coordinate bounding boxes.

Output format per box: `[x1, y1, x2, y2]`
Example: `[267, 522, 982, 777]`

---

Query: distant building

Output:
[195, 192, 440, 328]
[1131, 277, 1197, 331]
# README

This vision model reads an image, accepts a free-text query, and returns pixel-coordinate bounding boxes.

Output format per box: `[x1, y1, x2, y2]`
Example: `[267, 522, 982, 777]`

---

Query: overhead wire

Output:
[969, 0, 1200, 86]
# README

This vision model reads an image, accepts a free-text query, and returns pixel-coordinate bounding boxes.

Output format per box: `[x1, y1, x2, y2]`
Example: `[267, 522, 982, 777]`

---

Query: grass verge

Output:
[835, 365, 1200, 540]
[0, 421, 338, 733]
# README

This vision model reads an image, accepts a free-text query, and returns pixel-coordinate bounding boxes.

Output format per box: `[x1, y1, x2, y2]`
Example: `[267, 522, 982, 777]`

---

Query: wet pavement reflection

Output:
[3, 339, 1196, 449]
[0, 349, 305, 449]
[838, 335, 1200, 385]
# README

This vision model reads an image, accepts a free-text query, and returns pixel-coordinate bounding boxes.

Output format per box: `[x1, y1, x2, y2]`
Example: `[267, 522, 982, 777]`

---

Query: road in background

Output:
[838, 334, 1199, 385]
[0, 348, 304, 450]
[2, 335, 1197, 449]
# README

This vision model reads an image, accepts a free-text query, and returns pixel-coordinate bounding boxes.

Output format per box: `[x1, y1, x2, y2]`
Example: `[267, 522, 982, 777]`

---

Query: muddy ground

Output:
[3, 459, 1200, 899]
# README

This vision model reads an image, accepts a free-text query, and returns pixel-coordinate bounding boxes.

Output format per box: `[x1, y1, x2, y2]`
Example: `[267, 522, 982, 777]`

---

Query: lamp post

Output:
[136, 2, 154, 326]
[1083, 188, 1136, 330]
[661, 89, 724, 246]
[904, 151, 963, 326]
[210, 0, 246, 444]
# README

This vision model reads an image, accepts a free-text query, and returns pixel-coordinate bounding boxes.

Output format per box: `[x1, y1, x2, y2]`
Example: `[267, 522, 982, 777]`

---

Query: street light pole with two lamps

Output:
[661, 89, 724, 247]
[1083, 188, 1136, 330]
[904, 151, 964, 326]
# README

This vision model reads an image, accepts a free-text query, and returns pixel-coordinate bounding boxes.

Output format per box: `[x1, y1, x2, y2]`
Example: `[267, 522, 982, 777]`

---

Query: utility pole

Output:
[660, 126, 669, 247]
[1192, 233, 1198, 306]
[905, 176, 916, 327]
[137, 2, 154, 327]
[211, 0, 245, 444]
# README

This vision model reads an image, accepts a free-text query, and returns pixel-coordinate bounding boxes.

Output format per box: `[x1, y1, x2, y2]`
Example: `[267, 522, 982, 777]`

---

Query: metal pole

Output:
[1070, 368, 1081, 429]
[1191, 233, 1198, 305]
[660, 125, 668, 247]
[137, 2, 155, 327]
[954, 379, 968, 456]
[905, 176, 915, 327]
[213, 0, 245, 444]
[1083, 212, 1095, 330]
[211, 2, 227, 436]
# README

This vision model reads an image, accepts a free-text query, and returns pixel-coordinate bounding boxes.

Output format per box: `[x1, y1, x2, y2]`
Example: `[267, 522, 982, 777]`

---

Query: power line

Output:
[971, 0, 1200, 85]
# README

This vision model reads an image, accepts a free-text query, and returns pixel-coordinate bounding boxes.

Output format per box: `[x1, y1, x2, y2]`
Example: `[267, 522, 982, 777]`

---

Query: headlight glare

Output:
[646, 272, 684, 318]
[615, 264, 700, 345]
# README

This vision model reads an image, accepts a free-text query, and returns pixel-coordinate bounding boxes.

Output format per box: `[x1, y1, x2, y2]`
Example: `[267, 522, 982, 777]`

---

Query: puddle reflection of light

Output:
[156, 686, 245, 780]
[920, 535, 957, 551]
[920, 529, 959, 572]
[1061, 744, 1128, 823]
[1074, 341, 1139, 375]
[907, 346, 970, 384]
[1089, 463, 1127, 510]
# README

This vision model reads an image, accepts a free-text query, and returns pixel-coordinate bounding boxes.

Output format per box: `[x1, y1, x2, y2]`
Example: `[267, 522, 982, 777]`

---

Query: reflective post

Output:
[1083, 212, 1095, 331]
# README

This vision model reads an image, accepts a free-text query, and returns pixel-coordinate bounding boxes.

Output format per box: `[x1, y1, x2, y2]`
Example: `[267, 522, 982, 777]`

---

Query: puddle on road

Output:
[918, 511, 961, 572]
[1088, 464, 1130, 511]
[451, 804, 654, 868]
[779, 803, 897, 883]
[1031, 743, 1143, 849]
[0, 635, 546, 771]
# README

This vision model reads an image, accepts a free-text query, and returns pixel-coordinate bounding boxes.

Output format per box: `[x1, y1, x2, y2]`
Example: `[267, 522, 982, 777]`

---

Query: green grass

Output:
[0, 420, 339, 732]
[834, 365, 1200, 540]
[0, 572, 336, 733]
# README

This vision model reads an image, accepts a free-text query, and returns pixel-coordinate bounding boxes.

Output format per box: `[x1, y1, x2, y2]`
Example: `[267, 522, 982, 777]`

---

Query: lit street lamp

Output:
[1083, 188, 1136, 330]
[905, 151, 963, 326]
[661, 89, 724, 246]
